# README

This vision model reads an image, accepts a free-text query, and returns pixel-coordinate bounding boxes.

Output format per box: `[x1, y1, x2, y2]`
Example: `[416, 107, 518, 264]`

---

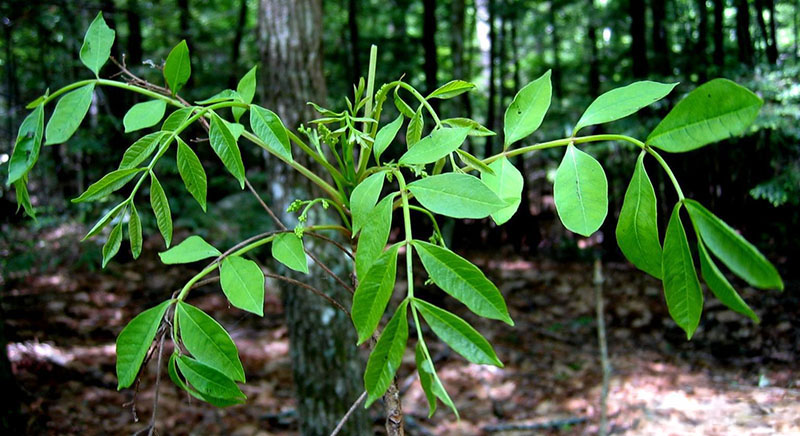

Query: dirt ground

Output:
[2, 223, 798, 435]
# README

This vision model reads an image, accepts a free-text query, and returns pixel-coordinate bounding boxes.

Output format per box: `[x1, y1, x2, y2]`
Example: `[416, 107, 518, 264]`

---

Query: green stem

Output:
[395, 170, 415, 300]
[397, 82, 441, 127]
[646, 147, 686, 200]
[287, 129, 346, 185]
[408, 205, 443, 243]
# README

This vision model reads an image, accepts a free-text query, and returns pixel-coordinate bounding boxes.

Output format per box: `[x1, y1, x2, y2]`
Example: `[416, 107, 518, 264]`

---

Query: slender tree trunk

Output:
[126, 0, 143, 67]
[696, 0, 709, 80]
[651, 0, 671, 75]
[511, 18, 521, 92]
[754, 0, 777, 63]
[498, 14, 508, 111]
[629, 0, 649, 77]
[713, 0, 725, 69]
[549, 0, 563, 98]
[485, 0, 497, 157]
[257, 1, 370, 435]
[423, 0, 439, 112]
[451, 0, 472, 114]
[4, 18, 16, 145]
[348, 0, 361, 86]
[587, 0, 600, 97]
[228, 0, 249, 88]
[735, 0, 754, 65]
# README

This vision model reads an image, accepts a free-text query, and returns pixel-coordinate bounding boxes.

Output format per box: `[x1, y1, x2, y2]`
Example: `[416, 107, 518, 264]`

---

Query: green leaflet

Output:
[272, 233, 309, 274]
[220, 255, 265, 316]
[176, 302, 246, 382]
[413, 241, 513, 325]
[352, 244, 400, 345]
[647, 79, 763, 153]
[427, 80, 476, 99]
[573, 81, 678, 134]
[355, 195, 395, 280]
[662, 204, 703, 340]
[407, 173, 505, 219]
[616, 152, 662, 278]
[123, 100, 167, 133]
[7, 105, 44, 186]
[159, 235, 221, 264]
[697, 240, 759, 323]
[364, 300, 409, 407]
[413, 298, 503, 367]
[250, 106, 292, 161]
[415, 342, 458, 418]
[209, 112, 245, 188]
[102, 220, 123, 268]
[553, 145, 608, 237]
[233, 66, 257, 121]
[72, 168, 143, 203]
[373, 115, 403, 163]
[456, 149, 495, 176]
[129, 204, 142, 259]
[45, 83, 95, 145]
[176, 138, 208, 211]
[407, 107, 424, 147]
[83, 202, 127, 241]
[149, 173, 173, 247]
[80, 12, 115, 77]
[399, 127, 471, 165]
[195, 90, 240, 105]
[164, 40, 191, 95]
[350, 171, 385, 236]
[13, 179, 35, 219]
[119, 132, 164, 170]
[169, 353, 242, 407]
[442, 118, 496, 137]
[116, 300, 172, 389]
[504, 70, 552, 147]
[162, 107, 194, 131]
[480, 157, 523, 225]
[175, 355, 246, 403]
[394, 86, 415, 118]
[684, 199, 783, 290]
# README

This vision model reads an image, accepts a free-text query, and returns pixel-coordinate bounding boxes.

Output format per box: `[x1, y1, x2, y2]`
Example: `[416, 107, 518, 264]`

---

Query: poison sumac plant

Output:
[8, 13, 783, 428]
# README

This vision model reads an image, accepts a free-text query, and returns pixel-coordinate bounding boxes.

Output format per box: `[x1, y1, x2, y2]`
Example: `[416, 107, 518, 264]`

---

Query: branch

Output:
[329, 391, 367, 436]
[265, 272, 349, 315]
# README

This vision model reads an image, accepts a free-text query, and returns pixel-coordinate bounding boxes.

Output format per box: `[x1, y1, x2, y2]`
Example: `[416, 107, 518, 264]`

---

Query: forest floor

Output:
[2, 222, 799, 435]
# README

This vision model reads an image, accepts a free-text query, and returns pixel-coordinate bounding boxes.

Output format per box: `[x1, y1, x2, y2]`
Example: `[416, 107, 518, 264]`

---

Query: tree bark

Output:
[451, 0, 472, 115]
[735, 0, 754, 65]
[713, 0, 726, 70]
[257, 1, 370, 435]
[629, 0, 649, 77]
[651, 0, 670, 75]
[754, 0, 778, 64]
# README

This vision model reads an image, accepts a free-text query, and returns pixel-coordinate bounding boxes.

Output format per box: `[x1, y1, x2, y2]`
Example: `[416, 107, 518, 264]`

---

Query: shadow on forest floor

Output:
[2, 223, 798, 435]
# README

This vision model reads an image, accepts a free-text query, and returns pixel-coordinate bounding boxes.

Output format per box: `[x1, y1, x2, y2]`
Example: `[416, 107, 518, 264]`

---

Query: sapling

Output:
[7, 13, 784, 433]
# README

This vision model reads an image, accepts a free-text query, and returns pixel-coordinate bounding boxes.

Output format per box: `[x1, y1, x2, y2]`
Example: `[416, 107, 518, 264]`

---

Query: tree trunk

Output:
[629, 0, 649, 77]
[423, 0, 439, 112]
[735, 0, 754, 65]
[485, 0, 497, 157]
[713, 0, 725, 69]
[753, 0, 778, 63]
[228, 0, 249, 88]
[257, 1, 370, 435]
[451, 0, 472, 115]
[586, 0, 600, 97]
[549, 0, 563, 98]
[696, 0, 709, 80]
[126, 0, 143, 67]
[651, 0, 670, 75]
[348, 0, 361, 86]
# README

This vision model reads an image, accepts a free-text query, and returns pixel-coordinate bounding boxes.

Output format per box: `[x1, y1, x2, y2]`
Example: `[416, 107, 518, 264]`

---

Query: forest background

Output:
[0, 0, 798, 434]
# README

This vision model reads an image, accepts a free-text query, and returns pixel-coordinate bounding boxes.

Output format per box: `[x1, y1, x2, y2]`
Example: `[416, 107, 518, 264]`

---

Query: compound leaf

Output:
[45, 84, 95, 145]
[80, 12, 115, 77]
[407, 173, 505, 219]
[272, 233, 308, 274]
[164, 40, 191, 95]
[352, 244, 400, 345]
[553, 145, 608, 236]
[116, 300, 172, 389]
[364, 300, 408, 407]
[176, 301, 245, 382]
[616, 152, 662, 278]
[123, 100, 167, 133]
[159, 235, 220, 264]
[220, 256, 264, 316]
[177, 138, 208, 211]
[662, 204, 703, 339]
[504, 70, 551, 147]
[574, 81, 677, 134]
